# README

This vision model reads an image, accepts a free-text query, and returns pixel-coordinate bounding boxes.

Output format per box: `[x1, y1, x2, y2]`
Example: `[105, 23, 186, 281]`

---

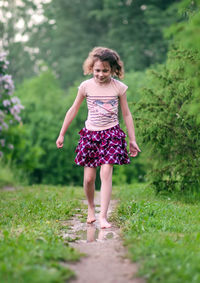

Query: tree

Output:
[26, 0, 179, 87]
[135, 0, 200, 192]
[0, 0, 38, 84]
[166, 0, 200, 124]
[1, 0, 180, 88]
[91, 0, 179, 71]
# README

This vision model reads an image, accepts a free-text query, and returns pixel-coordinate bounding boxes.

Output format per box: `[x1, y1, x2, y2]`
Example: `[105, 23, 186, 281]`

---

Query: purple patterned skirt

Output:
[74, 124, 130, 167]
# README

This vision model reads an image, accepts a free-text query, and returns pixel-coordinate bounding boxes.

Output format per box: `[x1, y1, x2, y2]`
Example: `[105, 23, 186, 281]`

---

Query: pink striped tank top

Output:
[78, 78, 128, 131]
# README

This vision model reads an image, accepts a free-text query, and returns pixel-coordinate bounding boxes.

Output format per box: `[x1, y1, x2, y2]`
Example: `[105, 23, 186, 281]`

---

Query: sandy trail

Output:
[62, 191, 145, 283]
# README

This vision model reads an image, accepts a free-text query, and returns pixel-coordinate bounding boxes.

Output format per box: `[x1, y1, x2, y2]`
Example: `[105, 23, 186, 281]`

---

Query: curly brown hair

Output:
[83, 47, 124, 79]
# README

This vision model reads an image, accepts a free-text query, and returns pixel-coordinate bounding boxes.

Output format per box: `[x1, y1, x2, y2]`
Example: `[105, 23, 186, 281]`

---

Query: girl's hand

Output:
[129, 141, 141, 157]
[56, 135, 64, 148]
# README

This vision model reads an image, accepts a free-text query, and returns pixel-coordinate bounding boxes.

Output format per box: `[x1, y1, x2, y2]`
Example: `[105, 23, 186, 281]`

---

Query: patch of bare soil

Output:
[1, 186, 16, 191]
[62, 192, 145, 283]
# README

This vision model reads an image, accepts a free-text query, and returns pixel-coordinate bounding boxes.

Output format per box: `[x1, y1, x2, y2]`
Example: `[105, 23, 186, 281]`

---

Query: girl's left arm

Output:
[119, 93, 141, 157]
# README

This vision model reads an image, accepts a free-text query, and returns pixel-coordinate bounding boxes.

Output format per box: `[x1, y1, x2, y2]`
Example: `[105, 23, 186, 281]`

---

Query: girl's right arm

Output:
[56, 90, 85, 148]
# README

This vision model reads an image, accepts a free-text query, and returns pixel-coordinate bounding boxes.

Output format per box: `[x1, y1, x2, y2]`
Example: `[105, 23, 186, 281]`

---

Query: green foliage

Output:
[133, 2, 200, 192]
[114, 184, 200, 283]
[0, 52, 24, 158]
[0, 185, 84, 283]
[27, 0, 107, 88]
[136, 58, 200, 191]
[91, 0, 177, 71]
[124, 71, 151, 103]
[0, 2, 37, 84]
[1, 0, 183, 187]
[14, 70, 87, 185]
[0, 160, 16, 188]
[165, 0, 200, 124]
[13, 68, 148, 186]
[3, 0, 197, 188]
[113, 71, 153, 184]
[2, 0, 179, 87]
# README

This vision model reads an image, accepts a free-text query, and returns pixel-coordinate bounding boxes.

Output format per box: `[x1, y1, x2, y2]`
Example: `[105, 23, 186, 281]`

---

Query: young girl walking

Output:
[56, 47, 141, 229]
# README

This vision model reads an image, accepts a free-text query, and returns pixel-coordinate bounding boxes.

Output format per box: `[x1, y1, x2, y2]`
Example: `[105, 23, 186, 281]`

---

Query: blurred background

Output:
[1, 0, 199, 192]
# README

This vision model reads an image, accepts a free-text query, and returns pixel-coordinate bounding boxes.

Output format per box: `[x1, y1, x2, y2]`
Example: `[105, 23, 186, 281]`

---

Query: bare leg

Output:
[99, 164, 113, 229]
[84, 167, 97, 224]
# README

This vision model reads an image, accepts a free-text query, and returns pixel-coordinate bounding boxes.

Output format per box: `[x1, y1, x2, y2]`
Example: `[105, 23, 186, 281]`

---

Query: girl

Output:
[56, 47, 141, 229]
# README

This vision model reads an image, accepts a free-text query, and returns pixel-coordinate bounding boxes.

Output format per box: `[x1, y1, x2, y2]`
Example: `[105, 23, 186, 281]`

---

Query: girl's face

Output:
[93, 60, 112, 84]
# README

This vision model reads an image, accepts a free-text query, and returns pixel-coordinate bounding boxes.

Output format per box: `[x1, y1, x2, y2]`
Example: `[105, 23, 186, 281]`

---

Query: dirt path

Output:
[62, 192, 145, 283]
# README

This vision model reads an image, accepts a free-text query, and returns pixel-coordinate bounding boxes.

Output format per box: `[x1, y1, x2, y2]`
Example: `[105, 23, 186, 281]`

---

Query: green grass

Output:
[0, 161, 18, 188]
[0, 160, 29, 188]
[0, 185, 85, 283]
[113, 184, 200, 283]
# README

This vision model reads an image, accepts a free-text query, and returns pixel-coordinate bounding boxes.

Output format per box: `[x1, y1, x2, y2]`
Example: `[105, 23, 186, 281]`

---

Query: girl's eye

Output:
[95, 69, 109, 72]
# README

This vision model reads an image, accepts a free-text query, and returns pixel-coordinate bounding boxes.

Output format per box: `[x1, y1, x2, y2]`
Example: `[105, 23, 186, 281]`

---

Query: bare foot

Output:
[87, 205, 96, 224]
[87, 224, 96, 242]
[99, 217, 112, 229]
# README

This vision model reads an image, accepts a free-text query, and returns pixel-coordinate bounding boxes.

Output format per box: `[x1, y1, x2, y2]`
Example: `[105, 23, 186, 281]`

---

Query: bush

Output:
[0, 52, 24, 158]
[136, 47, 200, 192]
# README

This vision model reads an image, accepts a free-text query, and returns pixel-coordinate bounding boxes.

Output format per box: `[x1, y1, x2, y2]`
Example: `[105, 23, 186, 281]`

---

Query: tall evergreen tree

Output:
[135, 0, 200, 192]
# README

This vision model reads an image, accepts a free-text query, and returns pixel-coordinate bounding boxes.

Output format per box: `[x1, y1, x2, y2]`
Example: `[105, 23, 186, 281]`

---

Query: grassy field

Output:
[113, 184, 200, 283]
[1, 182, 200, 283]
[0, 185, 85, 283]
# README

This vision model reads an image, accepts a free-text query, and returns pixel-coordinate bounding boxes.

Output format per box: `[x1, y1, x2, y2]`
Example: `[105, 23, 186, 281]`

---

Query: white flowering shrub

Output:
[0, 52, 24, 157]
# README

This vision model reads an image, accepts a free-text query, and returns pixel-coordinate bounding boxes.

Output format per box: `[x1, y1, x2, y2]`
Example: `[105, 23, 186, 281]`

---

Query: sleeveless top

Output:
[78, 77, 128, 131]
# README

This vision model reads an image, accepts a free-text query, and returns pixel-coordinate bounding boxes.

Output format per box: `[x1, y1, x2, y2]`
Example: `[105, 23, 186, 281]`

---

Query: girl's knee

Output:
[84, 175, 96, 187]
[84, 167, 96, 187]
[100, 164, 113, 181]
